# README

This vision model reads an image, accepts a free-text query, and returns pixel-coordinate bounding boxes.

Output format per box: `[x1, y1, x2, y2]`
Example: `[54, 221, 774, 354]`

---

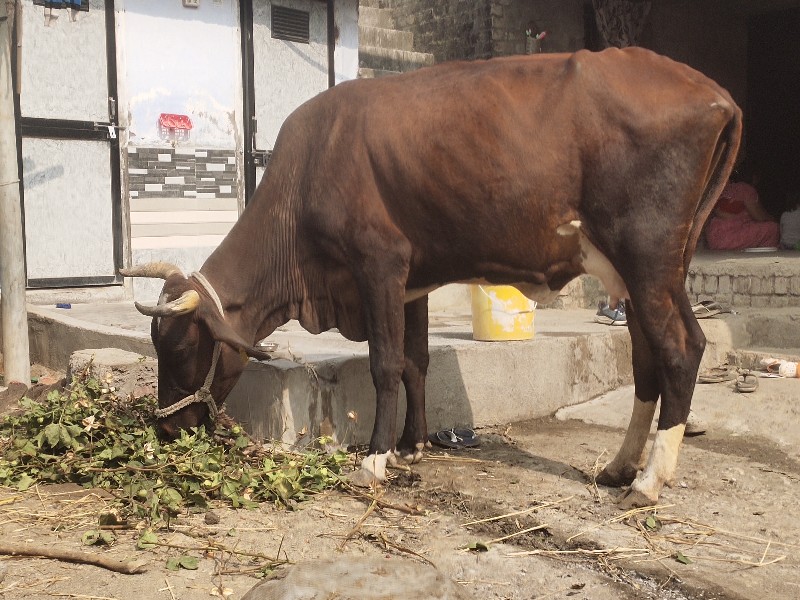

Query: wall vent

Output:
[272, 5, 311, 44]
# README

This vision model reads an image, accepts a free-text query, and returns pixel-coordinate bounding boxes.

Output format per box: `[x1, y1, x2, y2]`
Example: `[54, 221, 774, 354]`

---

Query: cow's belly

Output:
[405, 220, 627, 306]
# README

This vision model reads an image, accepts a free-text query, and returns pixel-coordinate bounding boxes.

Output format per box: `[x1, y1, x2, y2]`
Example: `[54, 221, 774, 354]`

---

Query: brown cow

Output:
[122, 47, 741, 508]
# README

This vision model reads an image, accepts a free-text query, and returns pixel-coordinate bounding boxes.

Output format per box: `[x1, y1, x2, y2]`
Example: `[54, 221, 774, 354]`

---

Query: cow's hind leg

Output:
[617, 291, 703, 508]
[596, 301, 658, 487]
[395, 296, 430, 465]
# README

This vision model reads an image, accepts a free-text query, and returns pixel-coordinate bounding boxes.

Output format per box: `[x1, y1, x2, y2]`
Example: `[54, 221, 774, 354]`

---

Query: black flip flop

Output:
[428, 428, 480, 449]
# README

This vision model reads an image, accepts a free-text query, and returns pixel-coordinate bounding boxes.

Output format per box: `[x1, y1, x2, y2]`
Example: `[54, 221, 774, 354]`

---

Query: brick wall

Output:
[686, 267, 800, 309]
[127, 147, 238, 200]
[391, 0, 494, 62]
[388, 0, 584, 62]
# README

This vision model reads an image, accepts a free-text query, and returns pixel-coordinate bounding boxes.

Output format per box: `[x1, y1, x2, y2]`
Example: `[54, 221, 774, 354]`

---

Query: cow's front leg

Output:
[347, 239, 411, 488]
[395, 296, 430, 465]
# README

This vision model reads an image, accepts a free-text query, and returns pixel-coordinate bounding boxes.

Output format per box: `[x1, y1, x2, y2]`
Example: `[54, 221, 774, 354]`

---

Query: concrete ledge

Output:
[359, 45, 434, 72]
[17, 300, 800, 450]
[224, 312, 634, 446]
[26, 305, 153, 369]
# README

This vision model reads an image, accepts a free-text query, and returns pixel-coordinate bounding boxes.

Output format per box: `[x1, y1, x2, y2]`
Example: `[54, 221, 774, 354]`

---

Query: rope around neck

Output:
[154, 272, 224, 420]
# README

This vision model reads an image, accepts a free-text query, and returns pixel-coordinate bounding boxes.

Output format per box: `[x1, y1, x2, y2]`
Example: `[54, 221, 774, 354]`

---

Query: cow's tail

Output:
[684, 99, 743, 270]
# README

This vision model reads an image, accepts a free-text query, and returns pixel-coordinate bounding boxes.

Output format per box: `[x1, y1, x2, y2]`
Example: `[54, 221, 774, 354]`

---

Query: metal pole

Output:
[0, 0, 31, 387]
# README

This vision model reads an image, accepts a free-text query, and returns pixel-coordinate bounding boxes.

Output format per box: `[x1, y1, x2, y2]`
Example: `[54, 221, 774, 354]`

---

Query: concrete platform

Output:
[5, 250, 797, 445]
[16, 299, 797, 447]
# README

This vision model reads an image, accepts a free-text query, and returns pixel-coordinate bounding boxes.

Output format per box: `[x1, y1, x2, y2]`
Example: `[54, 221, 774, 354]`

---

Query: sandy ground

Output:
[0, 376, 798, 600]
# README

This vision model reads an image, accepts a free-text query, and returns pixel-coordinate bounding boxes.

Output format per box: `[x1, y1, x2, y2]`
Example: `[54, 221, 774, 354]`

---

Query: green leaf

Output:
[675, 551, 693, 565]
[44, 423, 61, 448]
[467, 541, 489, 552]
[82, 529, 115, 546]
[166, 557, 181, 571]
[178, 555, 199, 570]
[644, 515, 661, 531]
[16, 473, 35, 491]
[136, 530, 159, 550]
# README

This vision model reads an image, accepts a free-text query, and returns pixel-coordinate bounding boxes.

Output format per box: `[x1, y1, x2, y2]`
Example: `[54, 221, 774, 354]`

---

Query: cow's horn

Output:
[120, 261, 184, 279]
[134, 290, 201, 317]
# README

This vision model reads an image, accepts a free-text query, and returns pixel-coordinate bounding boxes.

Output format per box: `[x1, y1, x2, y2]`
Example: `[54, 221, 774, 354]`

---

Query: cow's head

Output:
[120, 262, 272, 439]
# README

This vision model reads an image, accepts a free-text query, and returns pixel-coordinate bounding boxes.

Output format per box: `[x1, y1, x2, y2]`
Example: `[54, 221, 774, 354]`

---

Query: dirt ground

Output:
[0, 397, 798, 600]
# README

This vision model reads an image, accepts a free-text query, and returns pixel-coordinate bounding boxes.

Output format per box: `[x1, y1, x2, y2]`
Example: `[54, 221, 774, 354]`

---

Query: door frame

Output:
[13, 1, 123, 289]
[239, 0, 336, 204]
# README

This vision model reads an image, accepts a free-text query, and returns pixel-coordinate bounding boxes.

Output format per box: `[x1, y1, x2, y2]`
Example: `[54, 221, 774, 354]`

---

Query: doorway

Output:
[15, 0, 121, 288]
[240, 0, 332, 203]
[746, 6, 800, 215]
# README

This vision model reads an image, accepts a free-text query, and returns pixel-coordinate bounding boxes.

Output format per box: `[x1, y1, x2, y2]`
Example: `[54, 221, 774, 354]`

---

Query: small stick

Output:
[338, 493, 380, 551]
[566, 504, 674, 542]
[377, 532, 436, 568]
[49, 595, 120, 600]
[161, 578, 177, 600]
[462, 495, 575, 526]
[486, 523, 549, 545]
[0, 542, 146, 574]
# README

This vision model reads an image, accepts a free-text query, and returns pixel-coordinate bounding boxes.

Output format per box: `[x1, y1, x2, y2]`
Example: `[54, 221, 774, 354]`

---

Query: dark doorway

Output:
[746, 7, 800, 215]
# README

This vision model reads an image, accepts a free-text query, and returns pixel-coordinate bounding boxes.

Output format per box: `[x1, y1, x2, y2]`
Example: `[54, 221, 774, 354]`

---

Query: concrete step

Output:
[359, 0, 393, 8]
[358, 67, 402, 79]
[19, 298, 800, 451]
[224, 310, 635, 447]
[359, 24, 414, 52]
[687, 250, 800, 308]
[359, 6, 394, 29]
[359, 45, 434, 72]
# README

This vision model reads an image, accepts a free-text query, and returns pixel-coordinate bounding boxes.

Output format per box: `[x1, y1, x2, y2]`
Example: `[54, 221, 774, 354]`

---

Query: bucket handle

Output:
[476, 285, 537, 315]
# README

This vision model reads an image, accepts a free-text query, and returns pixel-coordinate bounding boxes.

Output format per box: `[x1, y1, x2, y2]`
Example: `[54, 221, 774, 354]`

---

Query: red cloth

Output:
[715, 182, 755, 215]
[706, 181, 779, 250]
[705, 213, 779, 250]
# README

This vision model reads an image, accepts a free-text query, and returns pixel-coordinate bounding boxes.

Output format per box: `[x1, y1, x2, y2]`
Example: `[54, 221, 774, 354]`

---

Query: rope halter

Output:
[154, 272, 224, 421]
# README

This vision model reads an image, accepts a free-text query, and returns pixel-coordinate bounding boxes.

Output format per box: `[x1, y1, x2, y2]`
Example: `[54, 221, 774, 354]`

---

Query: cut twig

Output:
[377, 532, 436, 568]
[338, 492, 380, 551]
[487, 523, 550, 545]
[0, 541, 146, 574]
[566, 504, 674, 542]
[462, 495, 575, 527]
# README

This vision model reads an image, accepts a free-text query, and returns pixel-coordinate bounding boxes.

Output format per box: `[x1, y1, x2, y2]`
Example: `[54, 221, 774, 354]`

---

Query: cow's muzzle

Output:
[156, 341, 221, 423]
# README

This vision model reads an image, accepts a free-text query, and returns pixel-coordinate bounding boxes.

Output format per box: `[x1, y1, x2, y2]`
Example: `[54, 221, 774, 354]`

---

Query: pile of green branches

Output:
[0, 371, 349, 522]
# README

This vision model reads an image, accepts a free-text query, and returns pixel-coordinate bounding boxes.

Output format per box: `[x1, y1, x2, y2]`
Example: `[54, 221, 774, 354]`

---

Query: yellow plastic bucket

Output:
[470, 285, 536, 341]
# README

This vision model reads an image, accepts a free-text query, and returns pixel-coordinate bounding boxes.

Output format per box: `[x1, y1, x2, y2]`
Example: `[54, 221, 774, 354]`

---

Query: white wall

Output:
[118, 0, 243, 149]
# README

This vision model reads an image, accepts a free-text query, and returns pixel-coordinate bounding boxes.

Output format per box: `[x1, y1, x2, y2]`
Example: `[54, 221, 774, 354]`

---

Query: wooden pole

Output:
[0, 0, 31, 387]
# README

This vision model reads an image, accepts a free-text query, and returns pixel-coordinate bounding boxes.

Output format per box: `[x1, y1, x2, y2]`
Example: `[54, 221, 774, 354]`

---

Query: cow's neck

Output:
[199, 200, 300, 344]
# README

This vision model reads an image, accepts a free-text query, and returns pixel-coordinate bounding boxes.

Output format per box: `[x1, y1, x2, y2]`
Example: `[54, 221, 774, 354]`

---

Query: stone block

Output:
[791, 277, 800, 296]
[68, 348, 157, 399]
[718, 275, 731, 294]
[732, 293, 752, 307]
[733, 276, 752, 294]
[703, 275, 718, 294]
[769, 295, 790, 308]
[774, 276, 789, 295]
[752, 277, 774, 295]
[749, 295, 771, 308]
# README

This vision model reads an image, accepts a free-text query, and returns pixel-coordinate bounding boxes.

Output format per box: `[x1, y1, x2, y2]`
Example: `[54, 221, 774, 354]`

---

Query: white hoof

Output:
[347, 452, 390, 488]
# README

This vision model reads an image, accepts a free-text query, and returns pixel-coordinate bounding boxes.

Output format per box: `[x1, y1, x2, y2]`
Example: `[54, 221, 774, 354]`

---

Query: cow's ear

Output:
[199, 309, 273, 361]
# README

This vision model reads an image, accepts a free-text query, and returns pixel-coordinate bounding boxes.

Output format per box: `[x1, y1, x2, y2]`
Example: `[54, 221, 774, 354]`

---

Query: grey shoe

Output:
[594, 301, 627, 326]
